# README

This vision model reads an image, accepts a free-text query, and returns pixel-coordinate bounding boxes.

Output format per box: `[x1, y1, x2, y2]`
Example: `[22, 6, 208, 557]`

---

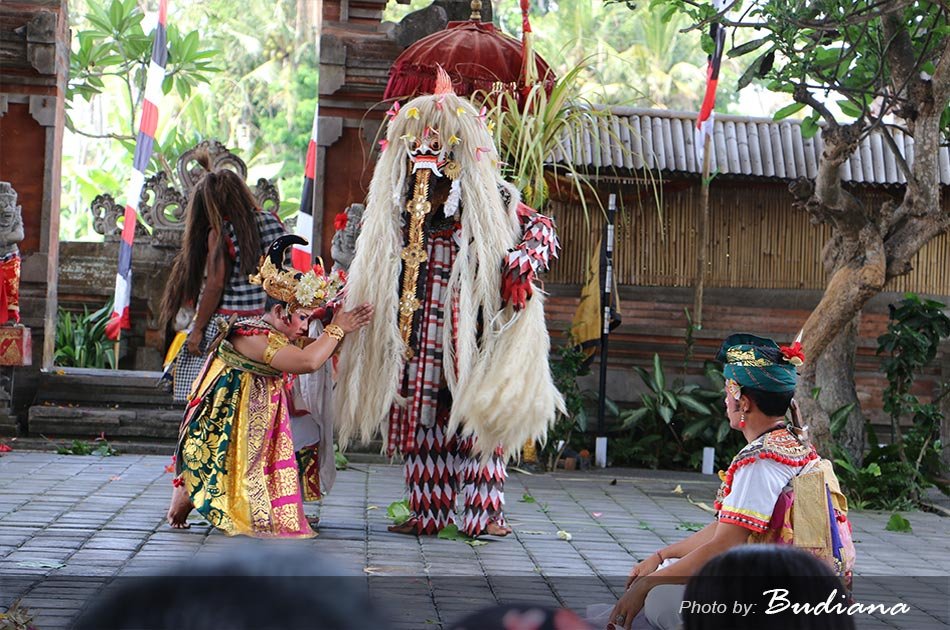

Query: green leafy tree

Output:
[62, 0, 319, 240]
[62, 0, 221, 240]
[654, 0, 950, 455]
[187, 0, 319, 215]
[67, 0, 219, 161]
[496, 0, 743, 109]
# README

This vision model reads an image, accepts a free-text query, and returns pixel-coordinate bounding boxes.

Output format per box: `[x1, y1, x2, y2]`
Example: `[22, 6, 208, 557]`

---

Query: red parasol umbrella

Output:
[383, 1, 555, 103]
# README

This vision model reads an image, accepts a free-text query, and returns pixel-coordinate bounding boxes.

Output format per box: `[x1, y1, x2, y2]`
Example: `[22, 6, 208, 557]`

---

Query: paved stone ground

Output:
[0, 451, 948, 629]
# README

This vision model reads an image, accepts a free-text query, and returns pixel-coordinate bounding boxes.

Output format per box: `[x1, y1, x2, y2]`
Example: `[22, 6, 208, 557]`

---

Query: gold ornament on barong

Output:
[397, 169, 434, 360]
[443, 159, 461, 180]
[725, 347, 774, 367]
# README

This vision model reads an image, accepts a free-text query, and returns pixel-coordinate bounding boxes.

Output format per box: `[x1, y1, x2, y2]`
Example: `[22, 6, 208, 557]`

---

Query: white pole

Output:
[595, 436, 608, 468]
[702, 447, 715, 475]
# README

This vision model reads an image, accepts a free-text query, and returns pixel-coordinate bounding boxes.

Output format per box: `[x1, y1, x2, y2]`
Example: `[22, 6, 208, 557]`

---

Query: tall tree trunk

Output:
[791, 209, 885, 457]
[795, 369, 829, 453]
[815, 314, 865, 461]
[784, 3, 950, 455]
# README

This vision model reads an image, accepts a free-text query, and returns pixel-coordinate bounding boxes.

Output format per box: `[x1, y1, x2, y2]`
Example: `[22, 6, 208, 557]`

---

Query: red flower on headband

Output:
[780, 341, 805, 367]
[334, 212, 348, 232]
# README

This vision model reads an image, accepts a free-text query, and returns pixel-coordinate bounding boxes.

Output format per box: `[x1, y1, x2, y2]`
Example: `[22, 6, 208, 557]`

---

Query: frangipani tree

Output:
[656, 0, 950, 456]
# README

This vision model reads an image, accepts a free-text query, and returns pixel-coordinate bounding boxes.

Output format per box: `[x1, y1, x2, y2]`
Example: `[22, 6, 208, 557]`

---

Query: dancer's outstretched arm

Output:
[234, 303, 373, 373]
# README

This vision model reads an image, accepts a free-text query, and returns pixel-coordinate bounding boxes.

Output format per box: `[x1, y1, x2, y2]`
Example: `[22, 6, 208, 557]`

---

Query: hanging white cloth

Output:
[290, 320, 338, 495]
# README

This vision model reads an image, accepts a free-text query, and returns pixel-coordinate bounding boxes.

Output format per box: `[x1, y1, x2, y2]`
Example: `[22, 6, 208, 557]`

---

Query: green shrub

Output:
[542, 344, 617, 470]
[54, 302, 116, 369]
[614, 355, 743, 470]
[834, 294, 948, 510]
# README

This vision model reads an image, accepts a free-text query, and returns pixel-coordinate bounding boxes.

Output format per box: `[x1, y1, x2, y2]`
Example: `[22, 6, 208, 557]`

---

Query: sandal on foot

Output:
[484, 522, 512, 537]
[387, 520, 419, 535]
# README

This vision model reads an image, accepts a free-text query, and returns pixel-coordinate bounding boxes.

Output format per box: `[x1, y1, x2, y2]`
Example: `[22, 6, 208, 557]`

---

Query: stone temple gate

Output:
[0, 0, 472, 440]
[0, 0, 68, 435]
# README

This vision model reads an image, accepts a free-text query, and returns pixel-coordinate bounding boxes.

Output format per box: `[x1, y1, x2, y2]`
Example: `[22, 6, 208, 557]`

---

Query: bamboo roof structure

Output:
[556, 107, 950, 186]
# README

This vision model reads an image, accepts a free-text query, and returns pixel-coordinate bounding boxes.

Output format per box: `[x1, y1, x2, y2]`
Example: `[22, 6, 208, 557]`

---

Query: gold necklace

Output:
[397, 169, 433, 359]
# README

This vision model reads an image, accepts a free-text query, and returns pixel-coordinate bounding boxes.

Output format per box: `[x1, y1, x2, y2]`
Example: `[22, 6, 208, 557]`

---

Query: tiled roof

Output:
[557, 107, 950, 186]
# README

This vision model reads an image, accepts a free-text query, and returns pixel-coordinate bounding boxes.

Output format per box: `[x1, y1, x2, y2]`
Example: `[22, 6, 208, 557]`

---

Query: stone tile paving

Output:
[0, 452, 947, 629]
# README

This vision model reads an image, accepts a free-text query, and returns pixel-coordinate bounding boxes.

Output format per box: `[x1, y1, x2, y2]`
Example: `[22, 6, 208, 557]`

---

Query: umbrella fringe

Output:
[385, 62, 554, 102]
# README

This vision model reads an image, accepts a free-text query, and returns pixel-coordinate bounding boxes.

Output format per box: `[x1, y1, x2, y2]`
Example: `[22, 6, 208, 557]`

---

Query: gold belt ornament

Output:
[398, 169, 433, 359]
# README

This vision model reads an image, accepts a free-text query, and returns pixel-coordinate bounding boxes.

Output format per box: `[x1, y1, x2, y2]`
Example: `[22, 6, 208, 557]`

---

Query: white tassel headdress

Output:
[334, 72, 563, 459]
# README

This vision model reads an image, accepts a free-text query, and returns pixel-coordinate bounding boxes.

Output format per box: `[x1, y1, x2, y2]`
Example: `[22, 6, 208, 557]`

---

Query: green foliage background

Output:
[62, 0, 319, 240]
[63, 0, 772, 241]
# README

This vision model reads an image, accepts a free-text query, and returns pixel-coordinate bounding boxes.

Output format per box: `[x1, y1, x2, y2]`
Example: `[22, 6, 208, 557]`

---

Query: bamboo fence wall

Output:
[546, 182, 950, 296]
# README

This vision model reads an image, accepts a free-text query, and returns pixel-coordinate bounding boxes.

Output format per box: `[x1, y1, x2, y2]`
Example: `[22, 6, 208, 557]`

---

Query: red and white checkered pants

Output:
[403, 403, 507, 536]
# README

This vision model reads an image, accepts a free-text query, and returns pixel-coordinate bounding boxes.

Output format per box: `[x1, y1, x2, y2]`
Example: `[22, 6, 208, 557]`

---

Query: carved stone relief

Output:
[330, 203, 364, 273]
[90, 140, 281, 248]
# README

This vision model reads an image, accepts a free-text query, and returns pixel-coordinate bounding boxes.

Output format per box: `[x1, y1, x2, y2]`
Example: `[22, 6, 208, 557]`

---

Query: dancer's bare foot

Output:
[166, 481, 193, 529]
[387, 519, 418, 535]
[484, 522, 512, 537]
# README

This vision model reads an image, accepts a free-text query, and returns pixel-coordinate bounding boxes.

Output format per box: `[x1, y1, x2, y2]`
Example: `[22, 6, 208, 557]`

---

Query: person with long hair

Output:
[166, 236, 373, 537]
[160, 152, 286, 403]
[607, 334, 855, 630]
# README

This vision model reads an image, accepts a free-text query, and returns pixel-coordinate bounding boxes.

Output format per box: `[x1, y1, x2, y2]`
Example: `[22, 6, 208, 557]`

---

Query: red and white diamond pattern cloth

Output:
[403, 405, 507, 536]
[458, 437, 507, 537]
[405, 420, 457, 534]
[501, 203, 559, 310]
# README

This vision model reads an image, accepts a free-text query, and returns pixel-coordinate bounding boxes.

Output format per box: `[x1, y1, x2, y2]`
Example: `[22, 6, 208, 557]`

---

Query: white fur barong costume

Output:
[334, 70, 563, 536]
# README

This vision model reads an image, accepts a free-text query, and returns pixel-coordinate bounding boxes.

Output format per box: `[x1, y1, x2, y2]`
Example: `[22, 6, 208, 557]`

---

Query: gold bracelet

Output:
[324, 324, 345, 342]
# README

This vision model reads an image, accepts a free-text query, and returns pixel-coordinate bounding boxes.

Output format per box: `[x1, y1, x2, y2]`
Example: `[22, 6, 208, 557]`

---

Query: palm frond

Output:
[479, 62, 663, 241]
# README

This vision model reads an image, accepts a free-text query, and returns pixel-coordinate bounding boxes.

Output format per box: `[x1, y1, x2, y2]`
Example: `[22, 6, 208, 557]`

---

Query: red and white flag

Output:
[695, 0, 728, 166]
[293, 104, 318, 271]
[106, 0, 169, 341]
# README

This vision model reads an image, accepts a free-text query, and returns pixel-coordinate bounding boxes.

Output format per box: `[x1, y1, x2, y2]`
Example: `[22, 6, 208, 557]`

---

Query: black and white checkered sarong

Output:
[172, 319, 218, 403]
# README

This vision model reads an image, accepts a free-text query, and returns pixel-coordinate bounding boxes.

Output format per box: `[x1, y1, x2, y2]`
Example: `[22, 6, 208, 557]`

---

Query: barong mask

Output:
[405, 126, 451, 176]
[335, 63, 564, 461]
[250, 235, 345, 313]
[389, 66, 467, 220]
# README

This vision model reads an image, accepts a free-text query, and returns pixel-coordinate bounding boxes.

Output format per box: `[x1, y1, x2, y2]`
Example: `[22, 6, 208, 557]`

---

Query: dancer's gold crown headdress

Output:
[250, 235, 345, 312]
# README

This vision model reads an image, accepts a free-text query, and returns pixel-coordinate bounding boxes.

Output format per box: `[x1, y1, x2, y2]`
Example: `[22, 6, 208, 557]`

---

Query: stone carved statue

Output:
[330, 203, 364, 273]
[0, 183, 24, 326]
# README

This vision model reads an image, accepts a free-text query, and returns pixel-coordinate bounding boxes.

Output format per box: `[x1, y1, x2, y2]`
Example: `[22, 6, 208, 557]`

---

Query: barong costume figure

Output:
[335, 69, 563, 536]
[172, 236, 357, 538]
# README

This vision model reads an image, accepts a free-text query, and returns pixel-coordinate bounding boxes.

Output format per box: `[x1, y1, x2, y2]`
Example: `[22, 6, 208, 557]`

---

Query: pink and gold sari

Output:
[175, 337, 315, 538]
